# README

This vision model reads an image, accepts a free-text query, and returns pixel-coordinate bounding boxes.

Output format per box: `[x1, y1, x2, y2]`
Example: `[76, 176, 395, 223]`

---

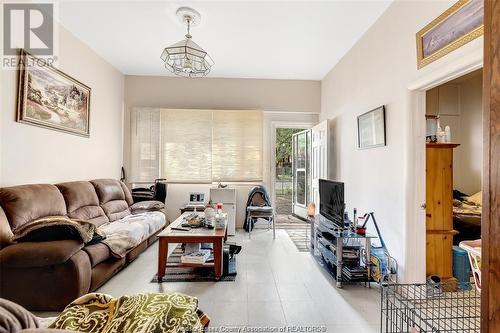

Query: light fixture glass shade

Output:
[161, 36, 214, 77]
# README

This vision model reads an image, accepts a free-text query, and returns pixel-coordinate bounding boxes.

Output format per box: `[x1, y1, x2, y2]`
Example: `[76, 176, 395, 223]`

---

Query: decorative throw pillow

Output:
[49, 292, 203, 333]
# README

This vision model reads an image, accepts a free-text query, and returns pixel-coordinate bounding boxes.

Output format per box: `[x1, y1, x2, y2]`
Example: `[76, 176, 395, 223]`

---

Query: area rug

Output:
[151, 247, 236, 282]
[283, 225, 311, 252]
[275, 213, 307, 225]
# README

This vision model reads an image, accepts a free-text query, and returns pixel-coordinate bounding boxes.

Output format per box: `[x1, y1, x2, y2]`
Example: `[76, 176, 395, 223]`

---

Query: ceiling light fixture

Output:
[160, 7, 214, 77]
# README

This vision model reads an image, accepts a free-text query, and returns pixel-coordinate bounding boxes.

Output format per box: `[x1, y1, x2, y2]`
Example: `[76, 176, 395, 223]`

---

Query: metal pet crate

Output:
[381, 282, 480, 332]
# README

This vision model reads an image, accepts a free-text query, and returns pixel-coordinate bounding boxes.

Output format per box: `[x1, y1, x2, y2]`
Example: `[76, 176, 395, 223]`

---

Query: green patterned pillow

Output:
[49, 292, 203, 333]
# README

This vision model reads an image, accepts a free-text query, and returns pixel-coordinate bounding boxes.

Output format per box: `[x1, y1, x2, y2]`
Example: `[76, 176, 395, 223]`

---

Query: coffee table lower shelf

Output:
[157, 238, 224, 282]
[166, 262, 215, 268]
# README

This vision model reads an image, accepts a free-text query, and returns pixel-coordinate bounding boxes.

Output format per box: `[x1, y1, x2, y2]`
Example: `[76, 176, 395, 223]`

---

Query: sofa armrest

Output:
[0, 240, 84, 268]
[0, 250, 91, 311]
[130, 200, 165, 213]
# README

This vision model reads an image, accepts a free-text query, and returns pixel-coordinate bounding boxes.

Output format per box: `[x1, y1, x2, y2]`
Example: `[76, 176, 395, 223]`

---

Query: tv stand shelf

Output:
[311, 215, 376, 288]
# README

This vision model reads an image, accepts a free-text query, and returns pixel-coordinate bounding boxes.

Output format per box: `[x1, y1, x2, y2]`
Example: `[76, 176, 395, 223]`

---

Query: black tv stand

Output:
[310, 215, 374, 288]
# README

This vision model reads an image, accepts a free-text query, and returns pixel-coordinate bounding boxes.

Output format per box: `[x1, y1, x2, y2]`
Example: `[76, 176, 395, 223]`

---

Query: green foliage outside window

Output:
[275, 128, 304, 165]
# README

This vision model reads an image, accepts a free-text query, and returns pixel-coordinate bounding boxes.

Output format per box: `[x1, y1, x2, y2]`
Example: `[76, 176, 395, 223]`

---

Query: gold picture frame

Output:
[416, 0, 484, 69]
[17, 49, 91, 137]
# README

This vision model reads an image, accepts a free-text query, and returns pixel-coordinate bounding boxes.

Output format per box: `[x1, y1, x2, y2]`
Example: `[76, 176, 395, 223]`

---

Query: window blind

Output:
[160, 109, 213, 183]
[130, 107, 160, 182]
[212, 111, 263, 182]
[130, 109, 263, 183]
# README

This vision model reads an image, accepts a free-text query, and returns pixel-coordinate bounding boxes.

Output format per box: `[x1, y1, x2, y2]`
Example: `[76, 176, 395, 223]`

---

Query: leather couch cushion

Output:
[100, 201, 130, 222]
[83, 243, 111, 267]
[56, 181, 109, 227]
[0, 206, 14, 249]
[0, 240, 84, 268]
[56, 181, 98, 212]
[0, 184, 67, 232]
[91, 179, 131, 222]
[68, 206, 109, 226]
[91, 179, 126, 204]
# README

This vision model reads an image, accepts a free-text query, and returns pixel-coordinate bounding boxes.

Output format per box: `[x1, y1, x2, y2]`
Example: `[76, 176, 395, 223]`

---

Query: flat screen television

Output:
[319, 179, 345, 229]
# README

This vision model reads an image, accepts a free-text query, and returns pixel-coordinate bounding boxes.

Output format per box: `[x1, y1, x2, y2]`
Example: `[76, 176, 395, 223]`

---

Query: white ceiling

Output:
[58, 1, 392, 80]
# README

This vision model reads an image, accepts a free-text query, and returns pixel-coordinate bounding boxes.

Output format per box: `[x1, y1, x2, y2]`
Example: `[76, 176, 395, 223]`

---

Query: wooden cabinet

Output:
[426, 232, 455, 280]
[426, 143, 459, 281]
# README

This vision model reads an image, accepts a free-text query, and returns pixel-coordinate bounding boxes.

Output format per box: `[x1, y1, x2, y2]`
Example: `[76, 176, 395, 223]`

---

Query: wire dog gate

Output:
[381, 282, 480, 332]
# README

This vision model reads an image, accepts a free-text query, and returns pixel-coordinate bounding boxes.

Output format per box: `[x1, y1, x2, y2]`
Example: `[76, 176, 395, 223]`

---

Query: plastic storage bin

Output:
[452, 245, 471, 290]
[459, 239, 482, 291]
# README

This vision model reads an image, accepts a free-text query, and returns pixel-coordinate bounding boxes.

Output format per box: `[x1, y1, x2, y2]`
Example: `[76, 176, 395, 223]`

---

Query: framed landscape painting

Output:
[358, 106, 386, 149]
[416, 0, 484, 69]
[17, 50, 91, 137]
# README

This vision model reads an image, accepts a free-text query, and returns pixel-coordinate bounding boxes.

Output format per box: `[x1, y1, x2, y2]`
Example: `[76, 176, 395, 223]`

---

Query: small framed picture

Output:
[357, 106, 386, 149]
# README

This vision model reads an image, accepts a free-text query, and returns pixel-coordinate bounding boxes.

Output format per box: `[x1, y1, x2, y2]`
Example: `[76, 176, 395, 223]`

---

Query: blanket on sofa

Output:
[0, 298, 73, 333]
[10, 212, 165, 259]
[0, 298, 39, 333]
[49, 292, 203, 333]
[11, 216, 98, 243]
[99, 211, 165, 258]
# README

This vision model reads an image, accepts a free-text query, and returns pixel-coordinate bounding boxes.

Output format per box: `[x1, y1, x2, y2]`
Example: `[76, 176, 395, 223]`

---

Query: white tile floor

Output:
[96, 228, 381, 332]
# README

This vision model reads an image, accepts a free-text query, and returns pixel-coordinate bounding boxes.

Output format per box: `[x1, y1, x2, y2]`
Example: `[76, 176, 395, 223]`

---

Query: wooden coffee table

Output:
[157, 212, 227, 281]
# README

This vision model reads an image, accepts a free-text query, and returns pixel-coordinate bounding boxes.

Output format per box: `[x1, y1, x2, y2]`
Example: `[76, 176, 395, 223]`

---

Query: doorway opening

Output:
[424, 68, 483, 289]
[274, 127, 307, 225]
[271, 121, 328, 252]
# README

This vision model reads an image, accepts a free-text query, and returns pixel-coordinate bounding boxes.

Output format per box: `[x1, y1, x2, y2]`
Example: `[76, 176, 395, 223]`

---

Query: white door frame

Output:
[311, 120, 329, 215]
[405, 51, 483, 283]
[292, 128, 312, 219]
[270, 121, 316, 215]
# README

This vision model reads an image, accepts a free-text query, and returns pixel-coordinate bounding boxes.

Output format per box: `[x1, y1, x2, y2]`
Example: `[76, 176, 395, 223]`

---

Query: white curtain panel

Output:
[130, 107, 160, 182]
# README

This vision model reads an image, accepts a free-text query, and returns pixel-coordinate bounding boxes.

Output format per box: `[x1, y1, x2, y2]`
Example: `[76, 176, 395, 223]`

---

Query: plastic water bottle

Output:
[445, 126, 451, 142]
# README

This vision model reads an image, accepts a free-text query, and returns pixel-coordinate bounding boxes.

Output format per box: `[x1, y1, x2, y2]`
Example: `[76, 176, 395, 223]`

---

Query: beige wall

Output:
[438, 72, 483, 195]
[124, 76, 320, 225]
[320, 0, 483, 282]
[124, 76, 320, 112]
[0, 26, 124, 186]
[124, 75, 320, 172]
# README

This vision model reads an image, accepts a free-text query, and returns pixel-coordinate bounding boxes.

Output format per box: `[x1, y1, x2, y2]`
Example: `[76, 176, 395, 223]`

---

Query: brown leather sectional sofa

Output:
[0, 179, 166, 311]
